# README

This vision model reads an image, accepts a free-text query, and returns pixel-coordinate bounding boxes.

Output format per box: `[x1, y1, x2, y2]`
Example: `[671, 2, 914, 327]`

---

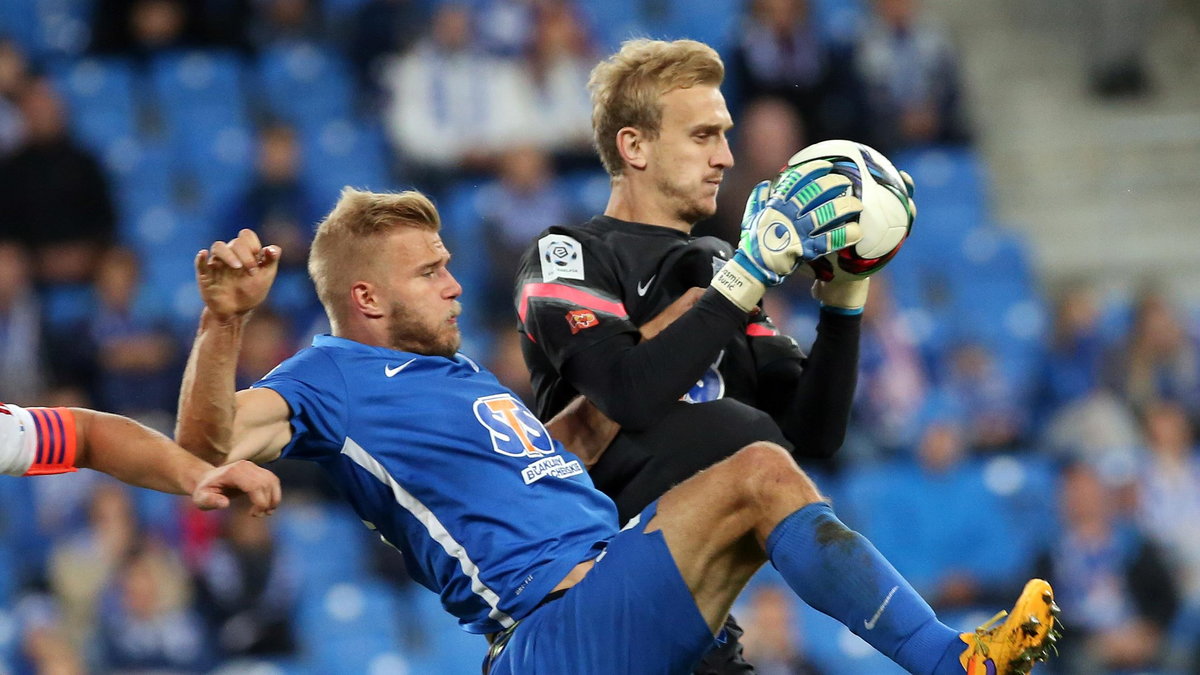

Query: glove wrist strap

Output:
[712, 259, 766, 313]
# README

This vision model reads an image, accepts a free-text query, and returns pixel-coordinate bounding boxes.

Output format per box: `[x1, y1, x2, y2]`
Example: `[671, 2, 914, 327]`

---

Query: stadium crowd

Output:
[0, 0, 1196, 673]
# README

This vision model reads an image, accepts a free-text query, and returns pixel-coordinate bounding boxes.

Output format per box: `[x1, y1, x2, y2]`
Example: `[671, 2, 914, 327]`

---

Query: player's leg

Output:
[600, 398, 790, 524]
[648, 442, 1058, 675]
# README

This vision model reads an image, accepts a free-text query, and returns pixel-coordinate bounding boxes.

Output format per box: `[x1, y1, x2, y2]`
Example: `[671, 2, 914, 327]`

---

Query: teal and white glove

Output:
[712, 160, 863, 312]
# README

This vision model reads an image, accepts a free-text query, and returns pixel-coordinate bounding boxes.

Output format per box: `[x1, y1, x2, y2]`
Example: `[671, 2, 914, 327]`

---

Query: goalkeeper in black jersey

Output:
[514, 39, 871, 675]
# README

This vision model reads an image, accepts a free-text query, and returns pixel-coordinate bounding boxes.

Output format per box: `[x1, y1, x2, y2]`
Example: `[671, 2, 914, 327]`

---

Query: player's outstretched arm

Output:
[73, 408, 281, 516]
[176, 229, 291, 466]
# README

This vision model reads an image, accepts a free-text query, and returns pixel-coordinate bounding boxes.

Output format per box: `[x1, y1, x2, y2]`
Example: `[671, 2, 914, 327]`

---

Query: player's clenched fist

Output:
[195, 229, 282, 320]
[192, 459, 282, 516]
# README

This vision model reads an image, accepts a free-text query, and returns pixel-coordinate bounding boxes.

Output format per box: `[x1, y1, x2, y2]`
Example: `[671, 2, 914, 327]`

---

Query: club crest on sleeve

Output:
[565, 309, 599, 334]
[538, 234, 584, 282]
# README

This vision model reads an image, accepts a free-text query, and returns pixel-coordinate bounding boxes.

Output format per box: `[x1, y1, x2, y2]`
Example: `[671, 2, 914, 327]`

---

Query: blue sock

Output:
[766, 503, 966, 675]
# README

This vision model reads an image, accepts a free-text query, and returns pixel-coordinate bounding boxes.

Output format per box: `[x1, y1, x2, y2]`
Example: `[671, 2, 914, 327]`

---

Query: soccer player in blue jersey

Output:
[176, 192, 1058, 675]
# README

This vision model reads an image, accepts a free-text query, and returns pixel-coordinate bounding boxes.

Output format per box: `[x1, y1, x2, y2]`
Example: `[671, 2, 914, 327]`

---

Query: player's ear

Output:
[350, 281, 384, 319]
[616, 127, 647, 171]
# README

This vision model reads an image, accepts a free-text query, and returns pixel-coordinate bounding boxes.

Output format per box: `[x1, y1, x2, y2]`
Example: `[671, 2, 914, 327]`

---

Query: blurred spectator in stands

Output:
[478, 145, 572, 324]
[1084, 0, 1164, 98]
[727, 0, 862, 143]
[48, 482, 139, 649]
[194, 505, 297, 659]
[228, 124, 320, 273]
[251, 0, 321, 46]
[87, 247, 180, 419]
[739, 583, 826, 675]
[96, 537, 212, 673]
[854, 275, 929, 453]
[378, 2, 536, 188]
[91, 0, 251, 55]
[0, 39, 30, 156]
[940, 341, 1027, 451]
[1136, 402, 1200, 602]
[0, 78, 116, 284]
[14, 593, 85, 675]
[476, 0, 537, 57]
[520, 0, 596, 167]
[0, 242, 47, 405]
[346, 0, 430, 98]
[1036, 460, 1179, 675]
[853, 0, 970, 153]
[706, 97, 804, 241]
[1109, 288, 1200, 427]
[1034, 284, 1107, 430]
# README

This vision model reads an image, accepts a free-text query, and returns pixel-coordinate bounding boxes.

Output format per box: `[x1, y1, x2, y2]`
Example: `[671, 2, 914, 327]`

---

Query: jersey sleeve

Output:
[514, 231, 639, 370]
[251, 349, 349, 461]
[0, 403, 78, 476]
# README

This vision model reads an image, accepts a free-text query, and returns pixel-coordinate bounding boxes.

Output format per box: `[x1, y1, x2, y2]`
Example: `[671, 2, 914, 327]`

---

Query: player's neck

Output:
[604, 181, 694, 234]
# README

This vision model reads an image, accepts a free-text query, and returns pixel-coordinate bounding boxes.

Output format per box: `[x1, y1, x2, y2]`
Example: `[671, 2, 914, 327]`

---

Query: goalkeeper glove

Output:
[812, 278, 870, 313]
[712, 160, 863, 312]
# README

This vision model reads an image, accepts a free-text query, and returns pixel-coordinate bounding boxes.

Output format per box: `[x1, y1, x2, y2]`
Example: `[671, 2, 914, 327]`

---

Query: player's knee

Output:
[727, 442, 823, 507]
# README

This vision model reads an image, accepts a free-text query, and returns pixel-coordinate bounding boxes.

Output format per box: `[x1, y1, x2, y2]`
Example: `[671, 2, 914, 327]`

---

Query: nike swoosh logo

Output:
[636, 275, 656, 296]
[863, 586, 899, 630]
[385, 359, 417, 377]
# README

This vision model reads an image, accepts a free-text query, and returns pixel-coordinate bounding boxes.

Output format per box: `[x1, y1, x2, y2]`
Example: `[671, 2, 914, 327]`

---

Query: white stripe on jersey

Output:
[340, 436, 517, 628]
[0, 403, 37, 476]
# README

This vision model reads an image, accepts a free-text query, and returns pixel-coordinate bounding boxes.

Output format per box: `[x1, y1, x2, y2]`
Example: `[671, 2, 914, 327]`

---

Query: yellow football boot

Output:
[959, 578, 1061, 675]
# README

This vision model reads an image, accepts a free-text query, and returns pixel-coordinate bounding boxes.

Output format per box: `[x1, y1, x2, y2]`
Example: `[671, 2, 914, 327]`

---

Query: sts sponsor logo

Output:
[472, 393, 583, 485]
[473, 394, 554, 458]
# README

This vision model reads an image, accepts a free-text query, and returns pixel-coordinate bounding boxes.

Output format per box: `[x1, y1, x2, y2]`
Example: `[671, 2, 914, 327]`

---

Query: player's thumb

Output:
[194, 490, 231, 511]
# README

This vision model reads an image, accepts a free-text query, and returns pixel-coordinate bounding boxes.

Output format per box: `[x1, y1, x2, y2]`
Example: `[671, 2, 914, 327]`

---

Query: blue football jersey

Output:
[254, 335, 619, 634]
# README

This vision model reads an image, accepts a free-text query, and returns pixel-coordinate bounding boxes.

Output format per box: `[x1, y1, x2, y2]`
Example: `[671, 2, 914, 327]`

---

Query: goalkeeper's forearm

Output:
[176, 309, 247, 465]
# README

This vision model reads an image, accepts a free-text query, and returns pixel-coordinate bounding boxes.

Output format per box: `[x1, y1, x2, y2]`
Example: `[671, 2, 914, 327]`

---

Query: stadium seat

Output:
[52, 57, 139, 157]
[404, 586, 488, 674]
[576, 0, 645, 51]
[297, 119, 393, 208]
[275, 503, 370, 591]
[648, 0, 741, 50]
[147, 50, 253, 204]
[257, 42, 356, 128]
[296, 580, 410, 675]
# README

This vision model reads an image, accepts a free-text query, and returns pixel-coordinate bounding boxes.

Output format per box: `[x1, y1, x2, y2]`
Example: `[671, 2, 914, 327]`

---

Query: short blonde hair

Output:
[588, 39, 725, 177]
[308, 187, 440, 325]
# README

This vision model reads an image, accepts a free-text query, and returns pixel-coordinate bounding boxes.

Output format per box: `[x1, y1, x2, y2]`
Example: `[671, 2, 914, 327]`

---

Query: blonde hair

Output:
[588, 39, 725, 177]
[308, 187, 441, 326]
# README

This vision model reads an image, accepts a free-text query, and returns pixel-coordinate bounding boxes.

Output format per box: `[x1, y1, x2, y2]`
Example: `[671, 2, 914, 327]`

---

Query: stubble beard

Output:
[387, 301, 462, 358]
[656, 172, 716, 226]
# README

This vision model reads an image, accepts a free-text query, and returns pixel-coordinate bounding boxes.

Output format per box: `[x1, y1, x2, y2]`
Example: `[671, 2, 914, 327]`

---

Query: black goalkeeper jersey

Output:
[514, 215, 858, 456]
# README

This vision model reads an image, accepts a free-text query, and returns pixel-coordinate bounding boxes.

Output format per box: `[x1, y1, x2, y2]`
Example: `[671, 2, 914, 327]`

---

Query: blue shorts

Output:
[488, 500, 716, 675]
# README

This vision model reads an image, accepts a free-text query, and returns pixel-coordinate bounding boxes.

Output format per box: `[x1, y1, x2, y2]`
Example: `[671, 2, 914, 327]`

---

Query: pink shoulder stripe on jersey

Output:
[517, 282, 629, 324]
[25, 407, 78, 476]
[746, 323, 778, 337]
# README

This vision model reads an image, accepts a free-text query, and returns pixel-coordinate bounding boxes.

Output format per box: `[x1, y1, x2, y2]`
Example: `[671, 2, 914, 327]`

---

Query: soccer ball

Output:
[782, 139, 915, 281]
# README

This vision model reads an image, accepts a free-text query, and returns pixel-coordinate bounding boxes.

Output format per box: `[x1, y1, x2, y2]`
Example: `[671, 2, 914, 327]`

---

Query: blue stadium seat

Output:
[52, 57, 138, 157]
[649, 0, 741, 50]
[404, 587, 488, 674]
[296, 580, 410, 675]
[577, 0, 646, 51]
[809, 0, 869, 44]
[0, 0, 92, 59]
[276, 503, 370, 591]
[257, 42, 355, 128]
[148, 50, 254, 217]
[297, 119, 393, 208]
